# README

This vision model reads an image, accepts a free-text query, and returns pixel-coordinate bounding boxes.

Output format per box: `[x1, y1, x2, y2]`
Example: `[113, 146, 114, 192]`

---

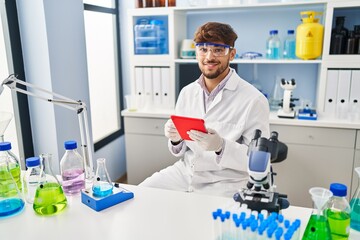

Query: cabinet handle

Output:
[308, 135, 314, 140]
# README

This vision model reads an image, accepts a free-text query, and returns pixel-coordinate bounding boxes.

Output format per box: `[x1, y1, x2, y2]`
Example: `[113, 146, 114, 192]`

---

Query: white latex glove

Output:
[188, 128, 223, 152]
[164, 119, 182, 143]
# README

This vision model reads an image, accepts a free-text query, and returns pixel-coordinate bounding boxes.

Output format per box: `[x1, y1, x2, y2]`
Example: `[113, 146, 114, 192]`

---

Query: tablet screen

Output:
[170, 115, 206, 141]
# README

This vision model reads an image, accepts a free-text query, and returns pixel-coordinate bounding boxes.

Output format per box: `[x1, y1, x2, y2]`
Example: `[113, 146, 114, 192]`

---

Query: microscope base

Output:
[277, 109, 296, 119]
[233, 189, 289, 213]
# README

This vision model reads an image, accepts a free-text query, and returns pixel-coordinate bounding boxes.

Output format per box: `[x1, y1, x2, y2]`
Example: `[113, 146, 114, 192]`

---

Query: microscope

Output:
[277, 78, 299, 118]
[233, 129, 289, 213]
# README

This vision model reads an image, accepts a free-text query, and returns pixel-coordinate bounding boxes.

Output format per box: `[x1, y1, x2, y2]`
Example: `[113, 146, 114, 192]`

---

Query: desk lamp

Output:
[0, 74, 95, 183]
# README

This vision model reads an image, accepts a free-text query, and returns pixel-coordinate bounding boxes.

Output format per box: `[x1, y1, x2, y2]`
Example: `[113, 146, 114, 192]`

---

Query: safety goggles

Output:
[195, 42, 234, 57]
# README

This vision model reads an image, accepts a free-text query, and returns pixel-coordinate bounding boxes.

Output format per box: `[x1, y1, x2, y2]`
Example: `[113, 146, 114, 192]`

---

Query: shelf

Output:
[175, 58, 322, 64]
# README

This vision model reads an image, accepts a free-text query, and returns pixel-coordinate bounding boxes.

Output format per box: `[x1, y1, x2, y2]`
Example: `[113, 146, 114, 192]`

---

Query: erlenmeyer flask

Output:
[0, 111, 13, 142]
[0, 142, 25, 218]
[350, 167, 360, 231]
[303, 187, 333, 240]
[92, 158, 113, 197]
[33, 153, 67, 216]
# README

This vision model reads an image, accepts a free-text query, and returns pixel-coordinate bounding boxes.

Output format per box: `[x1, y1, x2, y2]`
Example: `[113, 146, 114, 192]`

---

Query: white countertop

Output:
[121, 109, 360, 129]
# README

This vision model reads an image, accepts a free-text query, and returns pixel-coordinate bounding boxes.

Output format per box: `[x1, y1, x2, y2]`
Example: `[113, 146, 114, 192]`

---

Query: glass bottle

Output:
[354, 25, 360, 54]
[283, 30, 296, 59]
[266, 30, 281, 59]
[33, 153, 67, 216]
[330, 16, 349, 54]
[23, 156, 46, 204]
[92, 158, 113, 197]
[60, 140, 85, 195]
[350, 167, 360, 232]
[326, 183, 351, 239]
[303, 187, 333, 240]
[345, 31, 356, 54]
[0, 142, 25, 218]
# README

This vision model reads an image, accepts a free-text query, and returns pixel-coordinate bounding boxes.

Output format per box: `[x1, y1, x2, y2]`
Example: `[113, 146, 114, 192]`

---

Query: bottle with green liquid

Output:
[303, 187, 333, 240]
[326, 183, 351, 240]
[33, 153, 67, 216]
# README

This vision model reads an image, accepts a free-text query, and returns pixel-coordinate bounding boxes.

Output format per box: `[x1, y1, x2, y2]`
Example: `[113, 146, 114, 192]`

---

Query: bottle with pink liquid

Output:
[60, 140, 85, 195]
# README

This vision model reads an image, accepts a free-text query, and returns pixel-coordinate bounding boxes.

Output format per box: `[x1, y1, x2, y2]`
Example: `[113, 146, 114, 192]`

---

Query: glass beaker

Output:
[303, 187, 333, 240]
[92, 158, 113, 197]
[350, 167, 360, 231]
[0, 111, 13, 142]
[269, 77, 283, 111]
[33, 153, 67, 216]
[0, 142, 25, 218]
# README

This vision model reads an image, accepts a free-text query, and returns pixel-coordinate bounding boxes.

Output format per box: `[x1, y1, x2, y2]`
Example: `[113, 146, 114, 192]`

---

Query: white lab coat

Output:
[140, 70, 270, 197]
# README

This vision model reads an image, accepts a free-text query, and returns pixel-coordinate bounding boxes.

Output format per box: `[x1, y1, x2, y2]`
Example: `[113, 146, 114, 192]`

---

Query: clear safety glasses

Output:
[195, 42, 234, 57]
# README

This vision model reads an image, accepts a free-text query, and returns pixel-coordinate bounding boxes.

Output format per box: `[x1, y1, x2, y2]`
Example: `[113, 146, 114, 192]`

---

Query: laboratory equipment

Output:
[60, 140, 85, 195]
[354, 25, 360, 54]
[266, 30, 281, 59]
[302, 187, 333, 240]
[277, 78, 299, 119]
[0, 142, 25, 218]
[350, 167, 360, 231]
[330, 16, 348, 54]
[180, 39, 196, 59]
[233, 129, 289, 213]
[92, 158, 113, 197]
[298, 101, 317, 120]
[283, 30, 296, 59]
[326, 183, 351, 239]
[23, 156, 46, 204]
[296, 11, 324, 60]
[33, 153, 67, 216]
[346, 31, 356, 54]
[239, 51, 262, 59]
[0, 75, 95, 183]
[269, 77, 283, 111]
[0, 111, 13, 142]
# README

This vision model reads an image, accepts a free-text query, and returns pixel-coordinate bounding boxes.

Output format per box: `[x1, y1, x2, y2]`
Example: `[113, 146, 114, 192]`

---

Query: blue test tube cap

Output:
[284, 219, 290, 228]
[212, 211, 218, 220]
[250, 220, 258, 232]
[278, 214, 284, 223]
[64, 140, 77, 150]
[26, 156, 41, 167]
[288, 30, 294, 34]
[275, 227, 284, 240]
[0, 141, 11, 151]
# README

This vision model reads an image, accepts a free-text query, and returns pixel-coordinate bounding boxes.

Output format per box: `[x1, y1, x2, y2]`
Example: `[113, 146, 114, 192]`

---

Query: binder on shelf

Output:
[324, 69, 339, 116]
[349, 70, 360, 120]
[161, 67, 171, 108]
[152, 67, 162, 107]
[143, 67, 153, 108]
[336, 70, 352, 119]
[135, 67, 144, 98]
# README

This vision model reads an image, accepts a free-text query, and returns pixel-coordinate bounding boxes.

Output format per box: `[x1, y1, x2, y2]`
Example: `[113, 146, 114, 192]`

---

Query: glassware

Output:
[33, 153, 67, 216]
[92, 158, 113, 197]
[60, 140, 85, 195]
[326, 183, 351, 239]
[269, 77, 283, 111]
[266, 30, 281, 60]
[23, 156, 46, 204]
[330, 16, 349, 54]
[0, 142, 25, 218]
[0, 111, 13, 142]
[283, 30, 296, 59]
[350, 167, 360, 232]
[303, 187, 333, 240]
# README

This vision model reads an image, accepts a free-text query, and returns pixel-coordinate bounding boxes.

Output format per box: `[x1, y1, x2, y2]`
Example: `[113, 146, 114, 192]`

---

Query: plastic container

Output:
[0, 142, 25, 218]
[326, 183, 351, 239]
[296, 11, 324, 60]
[60, 140, 85, 195]
[283, 30, 296, 59]
[134, 18, 168, 55]
[23, 156, 46, 204]
[266, 30, 281, 60]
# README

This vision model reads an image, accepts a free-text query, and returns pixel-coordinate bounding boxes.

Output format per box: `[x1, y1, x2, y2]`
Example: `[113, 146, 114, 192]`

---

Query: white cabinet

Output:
[270, 124, 356, 208]
[124, 114, 179, 184]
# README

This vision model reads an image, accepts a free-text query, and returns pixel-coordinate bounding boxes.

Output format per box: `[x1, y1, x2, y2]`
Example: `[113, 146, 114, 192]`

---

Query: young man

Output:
[139, 22, 270, 197]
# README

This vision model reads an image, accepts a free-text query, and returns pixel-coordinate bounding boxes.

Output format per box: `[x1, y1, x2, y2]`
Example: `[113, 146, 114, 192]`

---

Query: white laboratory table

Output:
[1, 184, 359, 240]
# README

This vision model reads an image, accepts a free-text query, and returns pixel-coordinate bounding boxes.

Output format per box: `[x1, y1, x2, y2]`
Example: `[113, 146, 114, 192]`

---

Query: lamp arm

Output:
[1, 74, 95, 182]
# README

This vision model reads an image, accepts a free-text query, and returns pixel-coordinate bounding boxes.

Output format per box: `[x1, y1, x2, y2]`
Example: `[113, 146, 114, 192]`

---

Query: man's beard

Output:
[202, 60, 228, 79]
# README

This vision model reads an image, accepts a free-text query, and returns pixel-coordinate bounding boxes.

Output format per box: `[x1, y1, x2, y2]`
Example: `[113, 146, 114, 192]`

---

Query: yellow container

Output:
[296, 11, 324, 60]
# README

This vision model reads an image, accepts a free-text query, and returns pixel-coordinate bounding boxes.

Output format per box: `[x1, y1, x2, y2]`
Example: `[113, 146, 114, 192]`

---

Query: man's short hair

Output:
[193, 22, 238, 47]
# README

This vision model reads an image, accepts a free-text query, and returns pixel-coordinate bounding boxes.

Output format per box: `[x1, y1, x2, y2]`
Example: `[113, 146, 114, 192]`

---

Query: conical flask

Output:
[0, 111, 13, 142]
[92, 158, 113, 197]
[350, 167, 360, 231]
[0, 142, 25, 218]
[33, 153, 67, 216]
[303, 187, 333, 240]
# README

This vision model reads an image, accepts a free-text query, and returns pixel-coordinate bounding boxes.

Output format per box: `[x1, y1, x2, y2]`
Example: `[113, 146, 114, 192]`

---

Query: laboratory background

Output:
[1, 0, 360, 239]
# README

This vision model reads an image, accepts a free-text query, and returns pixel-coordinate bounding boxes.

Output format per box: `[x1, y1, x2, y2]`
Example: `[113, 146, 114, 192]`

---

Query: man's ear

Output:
[229, 48, 236, 61]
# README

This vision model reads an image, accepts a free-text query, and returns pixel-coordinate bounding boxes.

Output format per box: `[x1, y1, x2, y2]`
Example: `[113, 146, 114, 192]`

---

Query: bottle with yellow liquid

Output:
[296, 11, 324, 60]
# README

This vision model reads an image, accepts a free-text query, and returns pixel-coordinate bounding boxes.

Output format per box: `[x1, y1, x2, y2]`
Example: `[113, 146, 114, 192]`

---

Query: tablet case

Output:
[170, 115, 206, 140]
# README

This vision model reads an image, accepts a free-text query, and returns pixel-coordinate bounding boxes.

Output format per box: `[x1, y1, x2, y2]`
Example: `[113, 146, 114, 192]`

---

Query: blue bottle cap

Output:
[330, 183, 347, 197]
[0, 142, 11, 151]
[288, 30, 294, 34]
[270, 30, 278, 35]
[26, 157, 41, 167]
[64, 140, 77, 150]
